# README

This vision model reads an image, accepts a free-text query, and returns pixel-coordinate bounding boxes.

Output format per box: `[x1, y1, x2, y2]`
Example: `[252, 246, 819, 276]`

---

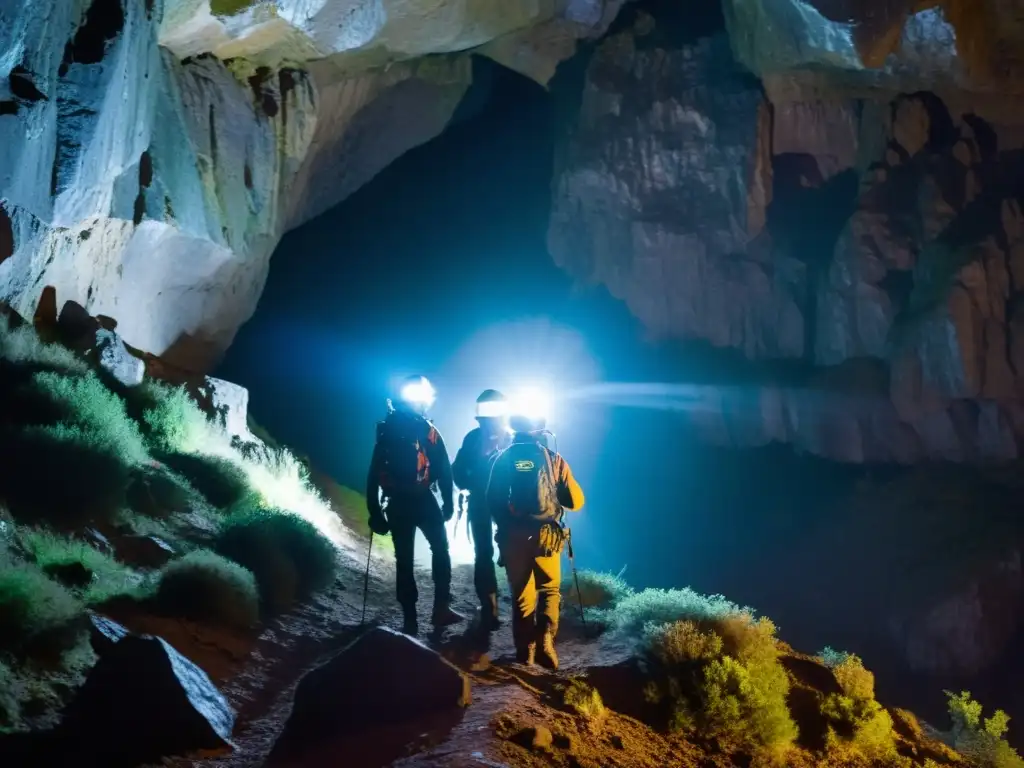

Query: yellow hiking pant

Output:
[501, 528, 562, 651]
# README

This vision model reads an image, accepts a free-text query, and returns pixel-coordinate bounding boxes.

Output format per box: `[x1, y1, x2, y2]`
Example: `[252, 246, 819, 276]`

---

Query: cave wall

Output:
[549, 0, 1024, 464]
[0, 0, 622, 371]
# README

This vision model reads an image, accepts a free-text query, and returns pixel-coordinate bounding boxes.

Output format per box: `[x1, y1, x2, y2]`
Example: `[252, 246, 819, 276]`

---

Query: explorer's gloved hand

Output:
[369, 511, 390, 536]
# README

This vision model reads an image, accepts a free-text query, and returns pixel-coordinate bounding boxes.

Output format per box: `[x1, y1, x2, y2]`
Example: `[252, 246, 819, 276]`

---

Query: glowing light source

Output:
[400, 376, 436, 407]
[509, 386, 551, 422]
[475, 398, 508, 419]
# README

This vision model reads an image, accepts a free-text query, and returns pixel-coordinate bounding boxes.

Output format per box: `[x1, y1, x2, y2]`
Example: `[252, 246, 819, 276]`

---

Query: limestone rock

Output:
[87, 612, 130, 657]
[548, 12, 792, 359]
[58, 634, 235, 767]
[271, 626, 471, 759]
[202, 376, 255, 443]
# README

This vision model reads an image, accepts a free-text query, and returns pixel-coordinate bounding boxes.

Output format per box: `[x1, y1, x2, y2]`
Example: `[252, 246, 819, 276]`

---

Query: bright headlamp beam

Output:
[509, 387, 550, 422]
[400, 377, 436, 407]
[476, 400, 508, 419]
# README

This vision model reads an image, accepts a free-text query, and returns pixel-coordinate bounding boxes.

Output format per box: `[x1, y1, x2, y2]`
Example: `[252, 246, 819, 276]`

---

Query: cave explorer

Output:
[452, 389, 513, 632]
[366, 374, 465, 636]
[485, 408, 584, 670]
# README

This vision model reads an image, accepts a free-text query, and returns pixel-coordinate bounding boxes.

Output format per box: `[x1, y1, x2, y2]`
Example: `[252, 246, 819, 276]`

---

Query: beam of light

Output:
[399, 375, 436, 408]
[509, 384, 552, 422]
[475, 398, 509, 418]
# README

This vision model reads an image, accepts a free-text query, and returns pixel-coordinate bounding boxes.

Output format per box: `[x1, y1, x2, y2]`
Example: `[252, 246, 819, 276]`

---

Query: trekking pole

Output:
[565, 528, 587, 632]
[361, 531, 374, 625]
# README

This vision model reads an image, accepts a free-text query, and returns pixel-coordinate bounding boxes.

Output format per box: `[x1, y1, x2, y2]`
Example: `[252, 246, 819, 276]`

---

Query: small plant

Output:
[0, 563, 84, 660]
[0, 426, 134, 527]
[215, 505, 337, 613]
[945, 690, 1023, 768]
[818, 648, 896, 760]
[153, 549, 259, 630]
[17, 528, 138, 605]
[0, 319, 89, 375]
[563, 678, 607, 721]
[141, 383, 221, 456]
[565, 569, 634, 609]
[159, 452, 254, 509]
[607, 586, 753, 636]
[642, 611, 797, 762]
[126, 463, 197, 518]
[28, 371, 149, 463]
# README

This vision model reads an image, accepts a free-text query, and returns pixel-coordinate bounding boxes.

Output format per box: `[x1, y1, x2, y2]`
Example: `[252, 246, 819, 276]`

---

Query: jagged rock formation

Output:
[549, 0, 1024, 463]
[0, 0, 622, 372]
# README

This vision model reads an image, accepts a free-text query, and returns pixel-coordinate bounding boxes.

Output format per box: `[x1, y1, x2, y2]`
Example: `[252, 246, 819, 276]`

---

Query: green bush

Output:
[152, 549, 259, 630]
[945, 691, 1023, 768]
[27, 372, 148, 463]
[17, 528, 138, 605]
[641, 610, 797, 762]
[159, 452, 254, 509]
[605, 586, 753, 635]
[141, 382, 220, 455]
[0, 319, 88, 375]
[564, 569, 634, 609]
[0, 563, 84, 660]
[818, 648, 896, 760]
[126, 463, 197, 518]
[0, 426, 133, 527]
[563, 678, 606, 721]
[214, 505, 337, 613]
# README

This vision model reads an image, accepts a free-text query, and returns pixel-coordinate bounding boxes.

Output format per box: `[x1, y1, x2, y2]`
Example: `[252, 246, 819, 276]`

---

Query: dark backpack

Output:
[375, 415, 434, 495]
[500, 440, 562, 524]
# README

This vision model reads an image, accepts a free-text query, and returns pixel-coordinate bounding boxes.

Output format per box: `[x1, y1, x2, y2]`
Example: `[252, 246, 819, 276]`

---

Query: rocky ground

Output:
[147, 537, 962, 768]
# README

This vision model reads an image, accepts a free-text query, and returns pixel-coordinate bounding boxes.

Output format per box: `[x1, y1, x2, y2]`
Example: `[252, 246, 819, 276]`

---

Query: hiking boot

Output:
[431, 603, 465, 627]
[515, 643, 536, 666]
[401, 609, 418, 636]
[480, 595, 501, 632]
[537, 633, 558, 671]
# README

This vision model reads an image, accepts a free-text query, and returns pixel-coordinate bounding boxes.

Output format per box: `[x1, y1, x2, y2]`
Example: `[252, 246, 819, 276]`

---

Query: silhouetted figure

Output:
[366, 375, 464, 635]
[452, 389, 512, 631]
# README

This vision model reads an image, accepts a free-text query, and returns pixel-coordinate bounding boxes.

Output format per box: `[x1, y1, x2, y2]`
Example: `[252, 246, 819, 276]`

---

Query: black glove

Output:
[442, 502, 455, 522]
[369, 511, 390, 536]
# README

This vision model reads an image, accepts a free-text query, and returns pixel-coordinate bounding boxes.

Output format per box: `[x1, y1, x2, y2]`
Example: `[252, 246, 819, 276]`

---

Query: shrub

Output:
[152, 550, 259, 630]
[565, 569, 634, 609]
[141, 383, 219, 455]
[159, 452, 254, 509]
[0, 319, 88, 375]
[215, 506, 337, 613]
[27, 371, 148, 463]
[945, 691, 1023, 768]
[818, 648, 896, 760]
[0, 426, 133, 527]
[563, 678, 606, 721]
[0, 563, 85, 660]
[17, 528, 138, 605]
[642, 611, 797, 761]
[126, 463, 197, 518]
[606, 586, 753, 636]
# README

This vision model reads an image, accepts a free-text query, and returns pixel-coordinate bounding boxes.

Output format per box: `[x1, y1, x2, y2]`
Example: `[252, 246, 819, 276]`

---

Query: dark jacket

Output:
[452, 426, 510, 517]
[366, 410, 454, 517]
[485, 432, 584, 528]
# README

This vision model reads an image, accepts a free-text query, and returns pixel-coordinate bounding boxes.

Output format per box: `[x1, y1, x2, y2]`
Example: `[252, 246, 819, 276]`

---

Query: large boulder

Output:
[56, 633, 235, 767]
[271, 626, 471, 758]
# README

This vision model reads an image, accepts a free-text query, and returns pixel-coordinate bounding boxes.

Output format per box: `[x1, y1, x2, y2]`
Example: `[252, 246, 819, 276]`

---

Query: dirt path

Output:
[160, 534, 623, 768]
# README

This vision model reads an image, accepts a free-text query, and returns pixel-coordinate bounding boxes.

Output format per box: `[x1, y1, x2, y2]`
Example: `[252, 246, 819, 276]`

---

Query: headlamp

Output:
[475, 399, 508, 419]
[399, 376, 436, 407]
[509, 387, 551, 423]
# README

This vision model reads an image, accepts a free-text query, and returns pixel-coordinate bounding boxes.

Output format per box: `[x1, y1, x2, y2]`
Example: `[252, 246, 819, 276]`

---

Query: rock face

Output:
[549, 1, 1024, 463]
[271, 625, 471, 760]
[0, 0, 616, 372]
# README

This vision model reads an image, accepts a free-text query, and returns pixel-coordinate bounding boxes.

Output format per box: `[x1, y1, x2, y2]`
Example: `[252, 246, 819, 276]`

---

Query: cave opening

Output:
[216, 5, 1024, 739]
